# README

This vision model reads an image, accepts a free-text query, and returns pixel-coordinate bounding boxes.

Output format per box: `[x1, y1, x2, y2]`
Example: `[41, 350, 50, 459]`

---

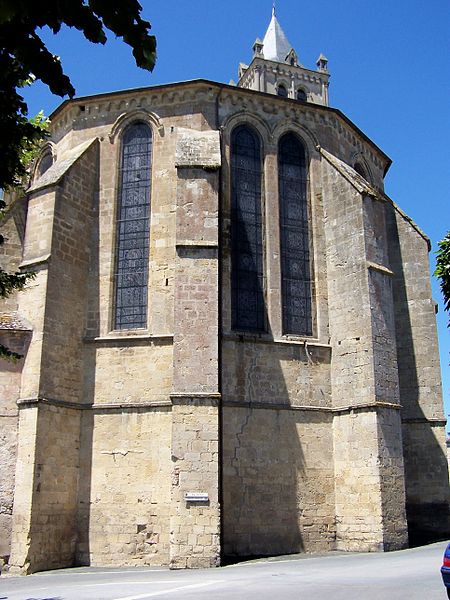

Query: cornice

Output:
[48, 79, 391, 174]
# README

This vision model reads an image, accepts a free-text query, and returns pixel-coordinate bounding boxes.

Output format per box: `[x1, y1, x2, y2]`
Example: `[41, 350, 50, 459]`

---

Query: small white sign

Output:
[184, 492, 209, 502]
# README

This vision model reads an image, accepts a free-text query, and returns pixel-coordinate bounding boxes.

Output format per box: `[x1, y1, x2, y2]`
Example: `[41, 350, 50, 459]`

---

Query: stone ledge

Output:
[16, 397, 174, 412]
[83, 333, 173, 345]
[171, 393, 221, 407]
[222, 400, 402, 414]
[17, 396, 84, 410]
[19, 253, 51, 270]
[367, 261, 394, 276]
[222, 331, 331, 349]
[175, 240, 218, 247]
[92, 401, 172, 412]
[402, 417, 447, 425]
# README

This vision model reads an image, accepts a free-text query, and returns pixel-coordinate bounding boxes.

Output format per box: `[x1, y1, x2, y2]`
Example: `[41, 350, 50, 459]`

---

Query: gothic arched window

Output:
[354, 162, 367, 179]
[296, 88, 307, 102]
[37, 151, 53, 177]
[231, 125, 265, 331]
[277, 84, 288, 97]
[114, 122, 152, 329]
[278, 133, 312, 335]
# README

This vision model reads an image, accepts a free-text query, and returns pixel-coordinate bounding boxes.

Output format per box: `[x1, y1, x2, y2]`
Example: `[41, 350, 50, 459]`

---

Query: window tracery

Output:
[230, 125, 265, 331]
[278, 133, 312, 335]
[114, 122, 152, 330]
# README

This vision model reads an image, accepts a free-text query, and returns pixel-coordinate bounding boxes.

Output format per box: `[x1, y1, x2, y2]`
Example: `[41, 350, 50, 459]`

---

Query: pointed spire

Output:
[262, 7, 294, 63]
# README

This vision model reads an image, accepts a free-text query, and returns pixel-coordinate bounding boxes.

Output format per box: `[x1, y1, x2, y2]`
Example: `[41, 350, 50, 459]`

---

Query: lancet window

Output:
[114, 122, 152, 330]
[230, 125, 265, 331]
[278, 133, 312, 335]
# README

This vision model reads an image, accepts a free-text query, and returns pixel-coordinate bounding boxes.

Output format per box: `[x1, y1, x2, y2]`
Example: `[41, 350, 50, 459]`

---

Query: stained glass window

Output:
[114, 122, 152, 329]
[231, 125, 265, 331]
[278, 133, 312, 335]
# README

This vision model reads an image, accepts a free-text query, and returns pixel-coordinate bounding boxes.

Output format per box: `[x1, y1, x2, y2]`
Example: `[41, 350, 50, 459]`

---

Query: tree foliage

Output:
[0, 0, 156, 360]
[0, 0, 156, 189]
[435, 232, 450, 327]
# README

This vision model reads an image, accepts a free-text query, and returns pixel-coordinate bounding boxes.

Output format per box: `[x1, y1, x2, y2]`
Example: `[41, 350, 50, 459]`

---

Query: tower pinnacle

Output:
[237, 9, 331, 106]
[262, 6, 293, 62]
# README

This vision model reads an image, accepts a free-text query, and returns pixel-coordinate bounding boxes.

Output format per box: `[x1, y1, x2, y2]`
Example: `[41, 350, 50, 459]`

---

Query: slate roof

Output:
[262, 7, 294, 63]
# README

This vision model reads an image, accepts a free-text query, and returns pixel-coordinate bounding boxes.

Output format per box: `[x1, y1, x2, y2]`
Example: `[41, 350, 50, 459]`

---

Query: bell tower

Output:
[237, 6, 330, 106]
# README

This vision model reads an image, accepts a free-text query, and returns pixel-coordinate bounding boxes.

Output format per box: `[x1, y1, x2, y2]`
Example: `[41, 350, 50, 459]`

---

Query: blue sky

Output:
[22, 0, 450, 420]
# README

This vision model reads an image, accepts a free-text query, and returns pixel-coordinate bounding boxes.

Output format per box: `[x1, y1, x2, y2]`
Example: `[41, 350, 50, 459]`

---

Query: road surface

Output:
[0, 541, 447, 600]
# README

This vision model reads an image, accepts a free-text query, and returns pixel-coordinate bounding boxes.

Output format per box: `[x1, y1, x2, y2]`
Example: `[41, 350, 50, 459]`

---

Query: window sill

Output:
[222, 331, 331, 349]
[84, 333, 173, 345]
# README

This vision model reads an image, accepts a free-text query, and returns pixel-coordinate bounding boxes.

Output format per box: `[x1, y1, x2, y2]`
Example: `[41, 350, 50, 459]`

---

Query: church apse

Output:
[0, 8, 448, 572]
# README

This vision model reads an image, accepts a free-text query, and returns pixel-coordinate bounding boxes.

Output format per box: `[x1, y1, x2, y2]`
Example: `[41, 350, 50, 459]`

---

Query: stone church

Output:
[1, 10, 449, 573]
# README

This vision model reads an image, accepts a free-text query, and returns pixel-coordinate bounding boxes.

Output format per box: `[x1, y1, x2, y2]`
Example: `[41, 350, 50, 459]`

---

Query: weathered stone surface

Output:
[175, 129, 221, 169]
[0, 66, 447, 572]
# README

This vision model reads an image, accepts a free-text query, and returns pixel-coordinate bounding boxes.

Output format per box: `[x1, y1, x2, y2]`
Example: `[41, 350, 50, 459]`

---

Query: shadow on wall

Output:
[74, 164, 100, 566]
[387, 206, 450, 546]
[221, 335, 334, 560]
[220, 145, 334, 558]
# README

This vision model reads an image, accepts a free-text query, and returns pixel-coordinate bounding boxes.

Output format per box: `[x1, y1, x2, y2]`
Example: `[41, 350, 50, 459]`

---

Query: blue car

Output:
[441, 543, 450, 598]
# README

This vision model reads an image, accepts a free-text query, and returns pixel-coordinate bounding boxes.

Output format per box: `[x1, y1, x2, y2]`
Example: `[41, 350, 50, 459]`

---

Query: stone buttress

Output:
[320, 148, 408, 551]
[8, 140, 99, 573]
[170, 128, 221, 568]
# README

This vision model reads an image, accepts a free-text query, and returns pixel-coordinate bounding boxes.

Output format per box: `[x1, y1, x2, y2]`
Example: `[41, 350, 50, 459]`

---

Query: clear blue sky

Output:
[22, 0, 450, 421]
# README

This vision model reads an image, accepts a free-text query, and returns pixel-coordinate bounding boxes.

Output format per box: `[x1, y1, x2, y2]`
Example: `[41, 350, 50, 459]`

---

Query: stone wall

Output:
[386, 203, 450, 544]
[9, 143, 98, 573]
[77, 408, 172, 566]
[0, 201, 28, 562]
[169, 132, 221, 568]
[321, 156, 407, 551]
[10, 404, 81, 572]
[1, 80, 447, 571]
[0, 333, 26, 564]
[222, 406, 335, 555]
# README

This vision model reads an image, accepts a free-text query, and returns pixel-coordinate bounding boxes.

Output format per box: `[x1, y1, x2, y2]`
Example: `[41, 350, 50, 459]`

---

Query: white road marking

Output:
[112, 580, 225, 600]
[79, 580, 191, 587]
[31, 569, 168, 577]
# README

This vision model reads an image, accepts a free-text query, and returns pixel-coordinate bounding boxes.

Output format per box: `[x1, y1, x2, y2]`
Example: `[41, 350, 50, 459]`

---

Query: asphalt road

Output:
[0, 541, 448, 600]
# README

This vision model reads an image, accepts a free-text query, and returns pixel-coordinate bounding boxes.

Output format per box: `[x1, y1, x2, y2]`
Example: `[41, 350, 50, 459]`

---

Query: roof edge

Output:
[49, 79, 391, 170]
[319, 146, 429, 250]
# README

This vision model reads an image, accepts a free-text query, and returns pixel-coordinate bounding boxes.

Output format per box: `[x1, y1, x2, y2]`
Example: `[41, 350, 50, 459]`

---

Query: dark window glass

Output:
[278, 133, 312, 335]
[354, 162, 367, 179]
[277, 84, 288, 97]
[38, 152, 53, 176]
[231, 125, 265, 331]
[296, 89, 307, 102]
[114, 122, 152, 329]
